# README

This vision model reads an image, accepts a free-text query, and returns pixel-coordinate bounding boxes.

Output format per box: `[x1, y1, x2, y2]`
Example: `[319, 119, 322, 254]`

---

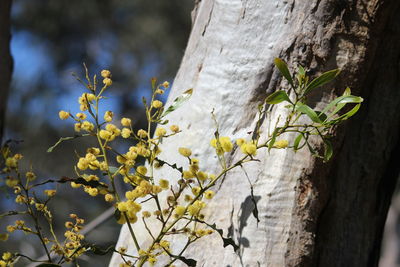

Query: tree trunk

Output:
[0, 0, 13, 143]
[110, 0, 400, 266]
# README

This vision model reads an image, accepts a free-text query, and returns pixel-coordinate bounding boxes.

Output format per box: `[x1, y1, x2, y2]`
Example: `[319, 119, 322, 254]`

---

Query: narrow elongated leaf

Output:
[161, 88, 193, 118]
[293, 133, 303, 151]
[296, 104, 322, 123]
[330, 103, 361, 123]
[268, 128, 280, 152]
[325, 87, 352, 120]
[321, 95, 364, 115]
[83, 244, 115, 255]
[274, 58, 294, 87]
[304, 69, 341, 95]
[265, 90, 291, 104]
[47, 134, 89, 153]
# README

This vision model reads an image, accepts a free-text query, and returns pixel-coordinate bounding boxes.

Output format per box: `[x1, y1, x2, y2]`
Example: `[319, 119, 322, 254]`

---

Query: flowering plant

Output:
[0, 59, 363, 266]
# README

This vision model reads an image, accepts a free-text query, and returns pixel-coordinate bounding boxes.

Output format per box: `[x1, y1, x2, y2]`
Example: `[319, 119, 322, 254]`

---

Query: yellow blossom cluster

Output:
[236, 138, 257, 156]
[0, 252, 13, 267]
[273, 139, 289, 148]
[210, 136, 233, 155]
[77, 152, 100, 170]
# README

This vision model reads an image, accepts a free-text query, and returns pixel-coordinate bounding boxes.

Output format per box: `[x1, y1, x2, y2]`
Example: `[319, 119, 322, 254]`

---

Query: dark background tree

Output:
[0, 0, 13, 143]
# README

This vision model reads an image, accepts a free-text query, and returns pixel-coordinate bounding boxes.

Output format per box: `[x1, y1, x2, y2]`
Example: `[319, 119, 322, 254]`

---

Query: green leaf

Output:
[47, 135, 89, 153]
[293, 133, 303, 151]
[321, 95, 364, 115]
[315, 111, 327, 122]
[296, 104, 322, 123]
[324, 87, 352, 120]
[330, 103, 361, 123]
[265, 90, 291, 104]
[323, 139, 333, 162]
[274, 58, 294, 87]
[268, 128, 280, 152]
[304, 69, 341, 95]
[85, 244, 115, 255]
[161, 88, 193, 118]
[298, 65, 306, 76]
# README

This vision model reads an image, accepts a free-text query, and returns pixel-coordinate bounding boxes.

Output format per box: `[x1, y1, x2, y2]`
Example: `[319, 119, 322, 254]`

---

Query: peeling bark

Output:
[111, 0, 400, 266]
[0, 0, 13, 143]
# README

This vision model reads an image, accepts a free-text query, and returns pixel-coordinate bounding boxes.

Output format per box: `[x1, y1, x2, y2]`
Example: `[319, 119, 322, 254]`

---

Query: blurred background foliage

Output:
[1, 0, 193, 266]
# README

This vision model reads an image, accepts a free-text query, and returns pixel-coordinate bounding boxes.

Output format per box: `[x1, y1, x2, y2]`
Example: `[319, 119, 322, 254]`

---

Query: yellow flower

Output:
[117, 202, 128, 212]
[184, 194, 193, 202]
[125, 191, 135, 200]
[236, 138, 245, 146]
[148, 257, 157, 265]
[99, 129, 112, 140]
[15, 195, 26, 204]
[121, 117, 131, 127]
[178, 147, 192, 157]
[104, 111, 113, 122]
[219, 136, 233, 152]
[59, 110, 70, 120]
[174, 206, 186, 217]
[81, 121, 94, 132]
[5, 157, 17, 168]
[137, 129, 148, 138]
[101, 69, 111, 78]
[121, 128, 131, 138]
[74, 123, 82, 132]
[182, 170, 194, 179]
[155, 89, 164, 94]
[136, 166, 147, 175]
[44, 189, 56, 197]
[197, 171, 208, 181]
[142, 211, 151, 218]
[191, 186, 201, 196]
[240, 142, 257, 156]
[152, 185, 162, 194]
[103, 78, 112, 86]
[76, 112, 87, 120]
[71, 182, 81, 188]
[159, 179, 169, 189]
[205, 190, 215, 199]
[152, 100, 163, 108]
[162, 81, 170, 88]
[87, 147, 100, 155]
[187, 200, 205, 217]
[211, 137, 233, 153]
[155, 127, 167, 137]
[77, 157, 89, 170]
[273, 139, 289, 149]
[5, 178, 18, 187]
[87, 188, 98, 197]
[2, 252, 12, 261]
[170, 125, 179, 133]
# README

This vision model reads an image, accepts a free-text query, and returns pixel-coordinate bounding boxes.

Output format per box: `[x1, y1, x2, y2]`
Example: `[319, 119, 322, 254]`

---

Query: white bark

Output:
[110, 0, 400, 266]
[110, 1, 316, 266]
